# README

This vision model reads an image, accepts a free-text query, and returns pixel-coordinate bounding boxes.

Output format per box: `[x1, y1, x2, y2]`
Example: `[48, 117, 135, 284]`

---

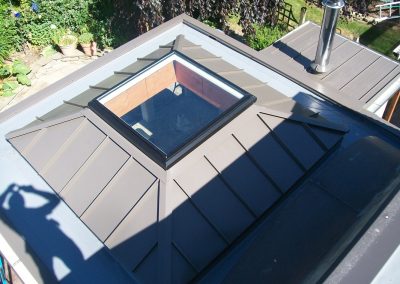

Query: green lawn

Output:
[284, 0, 399, 59]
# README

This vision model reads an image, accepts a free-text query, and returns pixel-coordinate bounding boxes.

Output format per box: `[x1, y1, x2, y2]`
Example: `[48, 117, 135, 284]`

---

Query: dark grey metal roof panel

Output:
[362, 65, 400, 103]
[10, 117, 85, 172]
[343, 57, 399, 101]
[117, 60, 154, 75]
[133, 245, 159, 283]
[141, 46, 171, 60]
[323, 41, 364, 75]
[179, 47, 219, 60]
[262, 99, 316, 118]
[206, 135, 281, 216]
[260, 22, 399, 107]
[323, 48, 379, 89]
[172, 244, 197, 284]
[43, 119, 106, 192]
[261, 114, 325, 169]
[245, 85, 288, 106]
[195, 59, 242, 74]
[81, 158, 156, 241]
[280, 20, 318, 44]
[171, 180, 227, 271]
[105, 181, 159, 271]
[67, 88, 104, 107]
[60, 137, 130, 216]
[221, 184, 358, 284]
[8, 129, 41, 153]
[175, 157, 255, 242]
[220, 72, 265, 89]
[93, 74, 131, 90]
[233, 114, 304, 191]
[38, 103, 82, 121]
[317, 136, 400, 212]
[308, 125, 343, 149]
[207, 135, 400, 283]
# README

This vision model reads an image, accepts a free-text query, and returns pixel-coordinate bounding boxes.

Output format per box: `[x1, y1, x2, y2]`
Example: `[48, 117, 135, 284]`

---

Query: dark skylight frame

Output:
[89, 51, 256, 169]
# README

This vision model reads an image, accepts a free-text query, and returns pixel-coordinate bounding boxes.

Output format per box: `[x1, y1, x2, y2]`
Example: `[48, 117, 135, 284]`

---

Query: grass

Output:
[284, 0, 399, 59]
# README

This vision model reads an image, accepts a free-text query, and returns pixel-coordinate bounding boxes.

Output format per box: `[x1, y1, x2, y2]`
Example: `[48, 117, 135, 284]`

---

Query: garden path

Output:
[0, 49, 95, 112]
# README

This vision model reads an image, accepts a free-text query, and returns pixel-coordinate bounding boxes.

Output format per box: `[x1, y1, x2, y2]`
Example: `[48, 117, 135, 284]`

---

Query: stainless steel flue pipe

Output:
[310, 0, 345, 73]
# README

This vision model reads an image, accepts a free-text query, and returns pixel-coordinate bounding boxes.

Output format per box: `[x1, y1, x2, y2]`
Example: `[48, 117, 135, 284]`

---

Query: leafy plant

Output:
[246, 24, 287, 51]
[78, 32, 93, 44]
[0, 59, 31, 97]
[25, 22, 54, 46]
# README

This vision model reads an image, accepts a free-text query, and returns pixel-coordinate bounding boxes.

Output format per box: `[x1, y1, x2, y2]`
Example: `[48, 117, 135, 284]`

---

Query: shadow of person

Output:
[0, 184, 85, 282]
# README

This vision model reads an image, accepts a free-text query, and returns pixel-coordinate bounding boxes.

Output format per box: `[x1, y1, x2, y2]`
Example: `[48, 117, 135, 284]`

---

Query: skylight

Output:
[90, 52, 255, 168]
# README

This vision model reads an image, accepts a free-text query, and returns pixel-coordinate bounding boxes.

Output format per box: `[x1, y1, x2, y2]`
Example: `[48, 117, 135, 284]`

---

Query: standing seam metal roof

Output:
[6, 36, 347, 283]
[260, 22, 400, 107]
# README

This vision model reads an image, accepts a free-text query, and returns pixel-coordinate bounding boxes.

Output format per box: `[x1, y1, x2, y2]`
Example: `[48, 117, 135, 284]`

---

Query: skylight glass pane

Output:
[93, 53, 254, 167]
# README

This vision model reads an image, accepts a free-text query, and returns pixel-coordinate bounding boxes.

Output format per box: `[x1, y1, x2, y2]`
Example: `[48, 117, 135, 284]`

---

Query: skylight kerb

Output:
[90, 51, 256, 169]
[97, 53, 244, 104]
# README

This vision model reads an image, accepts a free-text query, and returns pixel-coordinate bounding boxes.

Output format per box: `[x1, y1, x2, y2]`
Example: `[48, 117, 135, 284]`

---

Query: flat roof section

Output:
[259, 22, 400, 111]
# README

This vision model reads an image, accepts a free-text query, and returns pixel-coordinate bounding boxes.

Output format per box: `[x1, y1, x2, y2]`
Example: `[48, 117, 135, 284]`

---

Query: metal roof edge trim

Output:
[5, 110, 84, 140]
[322, 180, 400, 283]
[0, 15, 187, 124]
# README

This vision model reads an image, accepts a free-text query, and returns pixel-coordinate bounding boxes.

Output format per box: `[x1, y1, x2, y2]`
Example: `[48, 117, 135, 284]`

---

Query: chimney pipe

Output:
[310, 0, 345, 73]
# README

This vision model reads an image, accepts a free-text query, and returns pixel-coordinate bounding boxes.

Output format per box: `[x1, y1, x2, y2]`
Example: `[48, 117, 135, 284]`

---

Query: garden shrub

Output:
[0, 3, 20, 62]
[24, 22, 54, 46]
[246, 24, 287, 51]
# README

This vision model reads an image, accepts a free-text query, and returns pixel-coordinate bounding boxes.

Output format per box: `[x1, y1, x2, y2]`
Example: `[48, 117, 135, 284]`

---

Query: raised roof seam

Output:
[39, 118, 89, 175]
[320, 48, 364, 80]
[173, 179, 230, 244]
[62, 100, 86, 108]
[103, 178, 159, 243]
[172, 241, 200, 272]
[230, 133, 284, 194]
[172, 34, 184, 51]
[89, 85, 109, 91]
[78, 156, 131, 217]
[20, 128, 47, 156]
[203, 155, 258, 219]
[132, 243, 158, 272]
[301, 123, 329, 151]
[338, 56, 382, 92]
[311, 181, 359, 214]
[58, 137, 111, 195]
[257, 114, 307, 172]
[358, 65, 400, 102]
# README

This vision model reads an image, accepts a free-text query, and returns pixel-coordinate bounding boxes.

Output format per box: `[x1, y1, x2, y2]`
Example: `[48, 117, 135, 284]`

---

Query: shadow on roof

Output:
[3, 106, 400, 283]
